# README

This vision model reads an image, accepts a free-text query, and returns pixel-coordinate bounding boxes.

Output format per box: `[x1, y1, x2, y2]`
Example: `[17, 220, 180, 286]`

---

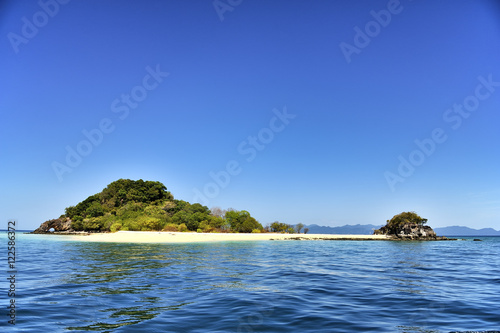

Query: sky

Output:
[1, 0, 500, 231]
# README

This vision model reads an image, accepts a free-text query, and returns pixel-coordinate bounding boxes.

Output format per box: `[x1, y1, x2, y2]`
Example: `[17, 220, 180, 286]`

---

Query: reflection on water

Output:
[386, 243, 433, 295]
[56, 242, 262, 331]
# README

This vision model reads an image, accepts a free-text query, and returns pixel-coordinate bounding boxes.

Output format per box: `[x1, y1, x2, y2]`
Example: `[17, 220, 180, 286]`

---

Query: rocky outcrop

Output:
[32, 217, 73, 234]
[374, 222, 448, 240]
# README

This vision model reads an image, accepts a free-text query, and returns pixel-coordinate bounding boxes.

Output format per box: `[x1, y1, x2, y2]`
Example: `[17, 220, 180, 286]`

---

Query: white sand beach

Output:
[68, 231, 391, 243]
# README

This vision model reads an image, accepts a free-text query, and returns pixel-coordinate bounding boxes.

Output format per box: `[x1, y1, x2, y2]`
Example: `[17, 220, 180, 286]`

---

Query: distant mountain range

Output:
[303, 224, 500, 236]
[304, 224, 383, 235]
[433, 226, 500, 236]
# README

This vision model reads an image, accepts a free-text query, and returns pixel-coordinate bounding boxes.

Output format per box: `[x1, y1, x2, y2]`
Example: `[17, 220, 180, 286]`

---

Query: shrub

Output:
[110, 222, 122, 232]
[100, 214, 118, 231]
[137, 217, 163, 231]
[82, 217, 104, 231]
[71, 217, 84, 231]
[178, 223, 188, 232]
[163, 223, 178, 232]
[121, 218, 140, 231]
[251, 229, 261, 233]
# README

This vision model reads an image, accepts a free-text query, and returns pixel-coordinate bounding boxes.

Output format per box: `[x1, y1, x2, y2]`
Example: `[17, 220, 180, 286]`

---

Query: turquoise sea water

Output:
[2, 233, 500, 332]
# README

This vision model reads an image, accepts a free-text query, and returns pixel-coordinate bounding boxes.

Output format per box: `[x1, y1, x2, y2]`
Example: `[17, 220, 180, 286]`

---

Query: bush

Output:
[251, 229, 261, 233]
[163, 223, 178, 232]
[178, 223, 188, 232]
[121, 218, 140, 231]
[137, 217, 163, 231]
[71, 217, 84, 231]
[199, 220, 215, 233]
[82, 217, 104, 231]
[99, 214, 118, 231]
[197, 228, 203, 233]
[110, 222, 122, 232]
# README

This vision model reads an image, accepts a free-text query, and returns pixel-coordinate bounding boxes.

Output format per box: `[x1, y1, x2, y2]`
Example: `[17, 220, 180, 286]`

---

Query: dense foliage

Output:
[64, 179, 264, 233]
[268, 221, 291, 233]
[374, 211, 428, 235]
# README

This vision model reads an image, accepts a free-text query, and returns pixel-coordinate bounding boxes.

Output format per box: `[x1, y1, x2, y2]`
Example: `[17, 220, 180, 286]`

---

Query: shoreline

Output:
[63, 231, 393, 243]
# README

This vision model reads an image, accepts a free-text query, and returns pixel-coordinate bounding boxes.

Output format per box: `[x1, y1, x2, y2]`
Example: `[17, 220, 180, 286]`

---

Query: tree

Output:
[239, 217, 261, 233]
[375, 211, 428, 235]
[225, 210, 245, 230]
[270, 221, 290, 233]
[85, 202, 104, 218]
[186, 212, 207, 231]
[225, 210, 263, 233]
[295, 223, 304, 234]
[172, 210, 189, 225]
[190, 203, 211, 215]
[99, 179, 172, 207]
[304, 228, 309, 234]
[65, 205, 77, 217]
[209, 215, 227, 230]
[210, 206, 226, 218]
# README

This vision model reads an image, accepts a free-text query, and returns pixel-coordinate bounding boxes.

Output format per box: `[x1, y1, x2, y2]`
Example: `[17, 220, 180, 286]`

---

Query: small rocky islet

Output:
[373, 211, 452, 241]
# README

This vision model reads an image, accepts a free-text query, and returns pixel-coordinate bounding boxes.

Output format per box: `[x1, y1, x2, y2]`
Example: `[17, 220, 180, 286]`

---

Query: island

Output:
[373, 211, 450, 240]
[34, 179, 263, 234]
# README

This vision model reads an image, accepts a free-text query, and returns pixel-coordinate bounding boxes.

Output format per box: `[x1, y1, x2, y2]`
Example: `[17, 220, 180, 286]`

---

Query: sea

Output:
[2, 232, 500, 333]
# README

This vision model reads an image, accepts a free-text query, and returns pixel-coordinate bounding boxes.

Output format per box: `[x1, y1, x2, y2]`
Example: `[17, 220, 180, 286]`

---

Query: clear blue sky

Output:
[2, 0, 500, 231]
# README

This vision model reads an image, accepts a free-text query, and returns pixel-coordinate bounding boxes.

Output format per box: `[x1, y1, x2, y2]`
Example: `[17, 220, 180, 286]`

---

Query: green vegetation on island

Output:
[374, 211, 428, 235]
[62, 179, 267, 233]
